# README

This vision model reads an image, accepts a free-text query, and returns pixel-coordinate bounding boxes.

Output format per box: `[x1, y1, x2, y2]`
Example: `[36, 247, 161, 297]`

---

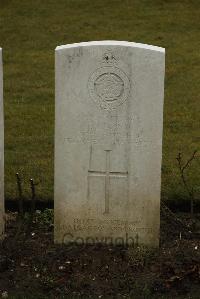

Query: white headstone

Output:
[0, 48, 4, 239]
[54, 41, 165, 247]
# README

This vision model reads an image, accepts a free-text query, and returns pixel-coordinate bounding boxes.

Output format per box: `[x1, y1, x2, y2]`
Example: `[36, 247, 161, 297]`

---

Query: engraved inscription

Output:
[87, 147, 128, 214]
[58, 219, 153, 233]
[72, 218, 143, 230]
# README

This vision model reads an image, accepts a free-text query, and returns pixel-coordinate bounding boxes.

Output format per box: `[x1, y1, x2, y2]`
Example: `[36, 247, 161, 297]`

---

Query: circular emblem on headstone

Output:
[88, 66, 130, 110]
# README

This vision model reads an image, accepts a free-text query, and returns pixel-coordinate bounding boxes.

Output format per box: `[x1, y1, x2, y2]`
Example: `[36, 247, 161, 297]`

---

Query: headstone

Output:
[0, 48, 4, 239]
[54, 41, 165, 247]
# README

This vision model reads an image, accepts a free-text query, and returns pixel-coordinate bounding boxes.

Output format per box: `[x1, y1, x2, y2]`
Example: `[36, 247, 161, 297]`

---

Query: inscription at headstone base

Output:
[54, 41, 165, 246]
[0, 48, 4, 239]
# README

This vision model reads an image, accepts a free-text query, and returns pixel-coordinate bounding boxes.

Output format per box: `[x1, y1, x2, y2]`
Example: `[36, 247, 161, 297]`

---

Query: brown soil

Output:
[0, 207, 200, 299]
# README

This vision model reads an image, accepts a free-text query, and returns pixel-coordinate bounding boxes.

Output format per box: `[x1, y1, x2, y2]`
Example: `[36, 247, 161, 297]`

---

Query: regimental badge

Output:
[88, 51, 130, 111]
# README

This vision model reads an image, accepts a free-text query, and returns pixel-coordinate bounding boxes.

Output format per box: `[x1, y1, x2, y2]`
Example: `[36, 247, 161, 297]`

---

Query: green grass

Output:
[0, 0, 199, 202]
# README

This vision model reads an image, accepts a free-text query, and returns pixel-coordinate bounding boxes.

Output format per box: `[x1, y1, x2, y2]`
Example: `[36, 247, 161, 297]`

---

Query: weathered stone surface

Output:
[0, 48, 4, 239]
[54, 41, 165, 247]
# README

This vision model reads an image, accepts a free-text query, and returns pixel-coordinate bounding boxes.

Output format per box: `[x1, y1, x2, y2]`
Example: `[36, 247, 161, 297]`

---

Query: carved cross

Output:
[88, 149, 128, 214]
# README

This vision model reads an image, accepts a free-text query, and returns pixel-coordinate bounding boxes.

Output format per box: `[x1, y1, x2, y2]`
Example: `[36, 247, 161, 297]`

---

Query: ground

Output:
[0, 208, 200, 299]
[0, 0, 199, 203]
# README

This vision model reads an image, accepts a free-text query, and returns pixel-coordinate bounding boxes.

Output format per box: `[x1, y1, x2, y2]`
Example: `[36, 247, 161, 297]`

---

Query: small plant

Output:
[127, 245, 157, 268]
[35, 209, 54, 227]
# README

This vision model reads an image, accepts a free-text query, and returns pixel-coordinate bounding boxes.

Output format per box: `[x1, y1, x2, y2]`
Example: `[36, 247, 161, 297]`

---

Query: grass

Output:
[0, 0, 199, 202]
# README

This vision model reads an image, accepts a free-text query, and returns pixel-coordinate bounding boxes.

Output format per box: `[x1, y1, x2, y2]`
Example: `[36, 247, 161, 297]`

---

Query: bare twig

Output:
[181, 150, 197, 172]
[161, 201, 188, 231]
[30, 178, 36, 216]
[16, 172, 23, 217]
[176, 150, 198, 216]
[30, 178, 39, 218]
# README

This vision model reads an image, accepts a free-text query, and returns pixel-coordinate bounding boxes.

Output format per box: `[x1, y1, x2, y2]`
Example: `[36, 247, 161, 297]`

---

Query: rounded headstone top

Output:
[56, 40, 165, 53]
